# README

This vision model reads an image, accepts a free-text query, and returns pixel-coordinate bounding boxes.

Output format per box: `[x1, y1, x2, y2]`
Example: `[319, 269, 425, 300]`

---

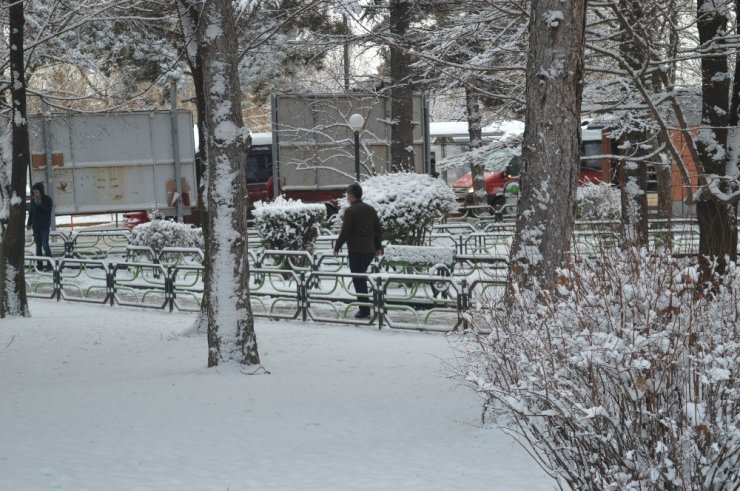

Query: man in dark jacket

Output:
[26, 182, 53, 269]
[333, 183, 382, 319]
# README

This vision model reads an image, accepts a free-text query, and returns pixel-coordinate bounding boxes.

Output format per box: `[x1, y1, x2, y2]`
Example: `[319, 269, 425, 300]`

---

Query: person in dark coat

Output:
[26, 182, 53, 268]
[333, 183, 383, 319]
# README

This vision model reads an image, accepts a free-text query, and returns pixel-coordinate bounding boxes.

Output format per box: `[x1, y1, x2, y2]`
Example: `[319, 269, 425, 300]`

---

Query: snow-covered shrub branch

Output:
[347, 173, 458, 246]
[129, 219, 203, 251]
[576, 181, 622, 222]
[252, 196, 326, 253]
[462, 249, 739, 489]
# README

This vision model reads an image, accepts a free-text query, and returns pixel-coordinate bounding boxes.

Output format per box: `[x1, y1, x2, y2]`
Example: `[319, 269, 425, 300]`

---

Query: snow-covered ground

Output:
[0, 300, 553, 491]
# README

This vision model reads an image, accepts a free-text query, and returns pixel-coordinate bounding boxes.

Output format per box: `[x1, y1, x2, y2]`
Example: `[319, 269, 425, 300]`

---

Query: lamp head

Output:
[348, 113, 365, 132]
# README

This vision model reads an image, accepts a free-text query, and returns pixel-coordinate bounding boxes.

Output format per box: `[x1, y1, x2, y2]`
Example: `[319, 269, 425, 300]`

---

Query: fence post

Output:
[299, 272, 307, 322]
[458, 278, 469, 331]
[53, 260, 61, 301]
[64, 237, 74, 258]
[166, 266, 174, 312]
[375, 275, 384, 330]
[107, 263, 115, 306]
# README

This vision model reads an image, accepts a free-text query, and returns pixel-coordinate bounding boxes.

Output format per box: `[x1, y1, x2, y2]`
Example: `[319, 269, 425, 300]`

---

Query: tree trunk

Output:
[508, 0, 587, 294]
[198, 0, 260, 367]
[616, 144, 649, 248]
[695, 0, 736, 281]
[465, 88, 486, 205]
[1, 0, 30, 318]
[389, 0, 415, 172]
[176, 0, 210, 330]
[615, 0, 650, 247]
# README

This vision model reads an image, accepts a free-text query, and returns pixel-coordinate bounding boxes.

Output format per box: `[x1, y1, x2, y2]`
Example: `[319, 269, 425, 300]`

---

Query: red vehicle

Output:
[451, 128, 607, 208]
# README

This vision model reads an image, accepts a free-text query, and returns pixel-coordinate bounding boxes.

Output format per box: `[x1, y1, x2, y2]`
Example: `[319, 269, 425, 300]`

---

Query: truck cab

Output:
[452, 127, 607, 208]
[246, 132, 274, 205]
[451, 149, 521, 208]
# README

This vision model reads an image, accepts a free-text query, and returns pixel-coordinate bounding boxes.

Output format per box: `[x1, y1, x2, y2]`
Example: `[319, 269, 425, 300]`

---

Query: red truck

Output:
[451, 127, 608, 207]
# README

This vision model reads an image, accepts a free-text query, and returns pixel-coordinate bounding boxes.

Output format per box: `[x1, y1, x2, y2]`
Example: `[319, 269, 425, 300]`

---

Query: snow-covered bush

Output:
[576, 181, 622, 221]
[462, 249, 739, 490]
[252, 196, 326, 254]
[129, 219, 203, 251]
[344, 173, 458, 245]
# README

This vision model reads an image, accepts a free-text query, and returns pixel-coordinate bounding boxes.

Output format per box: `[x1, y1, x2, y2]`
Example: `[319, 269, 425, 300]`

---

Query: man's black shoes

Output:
[354, 311, 371, 319]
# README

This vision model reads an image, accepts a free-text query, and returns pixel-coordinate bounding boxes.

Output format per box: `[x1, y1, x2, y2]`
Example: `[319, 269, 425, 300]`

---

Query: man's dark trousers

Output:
[349, 252, 374, 316]
[34, 228, 51, 268]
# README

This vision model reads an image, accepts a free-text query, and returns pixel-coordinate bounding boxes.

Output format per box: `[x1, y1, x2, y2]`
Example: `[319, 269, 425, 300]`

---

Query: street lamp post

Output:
[348, 113, 365, 182]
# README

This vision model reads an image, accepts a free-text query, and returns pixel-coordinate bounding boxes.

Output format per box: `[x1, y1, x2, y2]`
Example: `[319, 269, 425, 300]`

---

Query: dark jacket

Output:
[334, 201, 382, 254]
[27, 193, 53, 232]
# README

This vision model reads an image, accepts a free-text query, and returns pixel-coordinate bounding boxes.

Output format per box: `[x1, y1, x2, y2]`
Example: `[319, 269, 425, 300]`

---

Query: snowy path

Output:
[0, 300, 553, 491]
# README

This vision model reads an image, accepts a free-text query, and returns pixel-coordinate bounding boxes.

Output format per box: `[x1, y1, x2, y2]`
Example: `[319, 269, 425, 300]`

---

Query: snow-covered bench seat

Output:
[381, 245, 455, 271]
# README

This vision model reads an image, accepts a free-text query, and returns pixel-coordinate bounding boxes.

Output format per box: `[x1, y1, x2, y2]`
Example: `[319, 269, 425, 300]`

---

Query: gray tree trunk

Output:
[695, 0, 737, 281]
[1, 0, 30, 318]
[176, 0, 210, 331]
[389, 0, 415, 172]
[197, 0, 260, 367]
[616, 0, 650, 248]
[465, 88, 486, 205]
[508, 0, 587, 294]
[616, 148, 649, 248]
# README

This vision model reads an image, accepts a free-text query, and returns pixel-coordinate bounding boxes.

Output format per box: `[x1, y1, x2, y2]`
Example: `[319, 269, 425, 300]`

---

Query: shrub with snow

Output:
[576, 181, 622, 221]
[343, 173, 458, 246]
[252, 196, 326, 254]
[129, 219, 203, 251]
[463, 249, 739, 490]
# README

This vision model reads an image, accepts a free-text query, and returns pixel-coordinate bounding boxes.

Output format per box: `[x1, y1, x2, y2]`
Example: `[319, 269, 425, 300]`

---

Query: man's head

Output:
[31, 182, 44, 198]
[346, 183, 362, 204]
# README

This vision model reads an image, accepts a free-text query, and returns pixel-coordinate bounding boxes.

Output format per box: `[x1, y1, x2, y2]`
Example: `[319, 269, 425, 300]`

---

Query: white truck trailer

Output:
[25, 110, 196, 219]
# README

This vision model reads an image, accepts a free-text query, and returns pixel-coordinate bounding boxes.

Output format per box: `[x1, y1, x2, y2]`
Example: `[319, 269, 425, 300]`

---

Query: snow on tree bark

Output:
[197, 0, 260, 367]
[508, 0, 587, 293]
[1, 0, 30, 318]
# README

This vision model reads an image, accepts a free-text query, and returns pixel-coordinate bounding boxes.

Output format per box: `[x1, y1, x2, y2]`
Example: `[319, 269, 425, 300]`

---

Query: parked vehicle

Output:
[451, 126, 608, 208]
[20, 111, 197, 228]
[272, 92, 429, 205]
[245, 132, 274, 205]
[430, 120, 525, 186]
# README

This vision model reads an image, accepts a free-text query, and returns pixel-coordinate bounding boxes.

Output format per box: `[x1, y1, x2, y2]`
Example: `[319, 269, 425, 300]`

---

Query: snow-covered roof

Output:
[251, 132, 272, 146]
[429, 120, 525, 140]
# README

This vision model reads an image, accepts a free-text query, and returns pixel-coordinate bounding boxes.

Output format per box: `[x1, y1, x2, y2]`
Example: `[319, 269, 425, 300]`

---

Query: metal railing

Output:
[24, 255, 506, 332]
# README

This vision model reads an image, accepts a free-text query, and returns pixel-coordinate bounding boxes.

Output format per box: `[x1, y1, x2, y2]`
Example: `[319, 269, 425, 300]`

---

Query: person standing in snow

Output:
[333, 183, 383, 319]
[26, 182, 53, 269]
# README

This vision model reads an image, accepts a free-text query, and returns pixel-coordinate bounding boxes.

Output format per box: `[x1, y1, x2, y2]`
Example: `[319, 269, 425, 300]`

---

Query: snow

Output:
[0, 300, 553, 491]
[543, 11, 564, 28]
[384, 245, 455, 266]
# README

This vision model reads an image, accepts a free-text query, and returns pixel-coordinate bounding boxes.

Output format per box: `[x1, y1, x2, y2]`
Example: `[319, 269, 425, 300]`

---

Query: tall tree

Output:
[195, 0, 260, 367]
[508, 0, 587, 293]
[0, 0, 30, 317]
[388, 0, 415, 171]
[694, 0, 737, 281]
